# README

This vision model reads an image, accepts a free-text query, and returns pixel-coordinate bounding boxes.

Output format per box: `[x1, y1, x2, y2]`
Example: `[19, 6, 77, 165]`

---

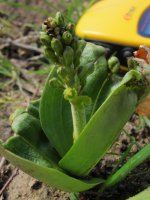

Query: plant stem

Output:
[71, 103, 86, 142]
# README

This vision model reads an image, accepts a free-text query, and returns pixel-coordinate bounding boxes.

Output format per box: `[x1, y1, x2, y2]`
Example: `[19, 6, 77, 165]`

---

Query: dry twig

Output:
[0, 168, 19, 196]
[0, 38, 42, 54]
[0, 157, 6, 171]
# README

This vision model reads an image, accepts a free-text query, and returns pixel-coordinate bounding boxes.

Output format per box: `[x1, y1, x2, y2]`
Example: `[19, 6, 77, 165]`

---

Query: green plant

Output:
[0, 0, 50, 16]
[0, 54, 28, 93]
[63, 0, 97, 23]
[0, 13, 150, 195]
[0, 53, 14, 78]
[0, 0, 94, 22]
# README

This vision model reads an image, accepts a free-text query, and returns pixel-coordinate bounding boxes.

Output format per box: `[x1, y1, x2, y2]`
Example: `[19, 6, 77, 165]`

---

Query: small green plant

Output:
[1, 0, 95, 23]
[0, 54, 14, 78]
[0, 12, 150, 195]
[0, 0, 50, 16]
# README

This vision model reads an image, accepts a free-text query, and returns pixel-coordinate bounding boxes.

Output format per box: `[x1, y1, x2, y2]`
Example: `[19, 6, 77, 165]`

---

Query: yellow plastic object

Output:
[76, 0, 150, 47]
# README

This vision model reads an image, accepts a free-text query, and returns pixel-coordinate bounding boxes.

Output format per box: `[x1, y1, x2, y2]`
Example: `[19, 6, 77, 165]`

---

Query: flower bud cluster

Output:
[40, 12, 82, 97]
[41, 12, 75, 61]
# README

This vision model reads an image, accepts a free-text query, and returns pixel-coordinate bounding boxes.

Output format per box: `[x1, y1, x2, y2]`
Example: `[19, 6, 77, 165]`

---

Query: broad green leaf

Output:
[91, 70, 143, 116]
[27, 99, 40, 119]
[76, 42, 108, 120]
[0, 137, 103, 192]
[128, 187, 150, 200]
[82, 56, 108, 101]
[3, 136, 57, 168]
[59, 71, 142, 176]
[83, 56, 108, 120]
[12, 112, 60, 163]
[79, 42, 105, 71]
[79, 42, 108, 107]
[89, 74, 121, 117]
[40, 67, 73, 157]
[12, 113, 42, 146]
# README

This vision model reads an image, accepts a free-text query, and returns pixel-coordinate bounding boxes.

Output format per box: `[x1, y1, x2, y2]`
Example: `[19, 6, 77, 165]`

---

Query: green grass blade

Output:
[0, 0, 50, 15]
[40, 67, 73, 157]
[0, 54, 13, 77]
[0, 138, 103, 192]
[101, 142, 150, 191]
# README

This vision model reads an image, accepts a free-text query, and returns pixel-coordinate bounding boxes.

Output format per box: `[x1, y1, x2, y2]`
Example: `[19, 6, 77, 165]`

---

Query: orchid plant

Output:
[0, 12, 150, 195]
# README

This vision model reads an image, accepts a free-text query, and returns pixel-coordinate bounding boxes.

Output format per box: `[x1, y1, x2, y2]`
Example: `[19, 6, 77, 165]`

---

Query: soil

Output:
[80, 115, 150, 200]
[0, 1, 72, 199]
[0, 163, 69, 200]
[82, 161, 150, 200]
[0, 1, 150, 200]
[2, 169, 69, 200]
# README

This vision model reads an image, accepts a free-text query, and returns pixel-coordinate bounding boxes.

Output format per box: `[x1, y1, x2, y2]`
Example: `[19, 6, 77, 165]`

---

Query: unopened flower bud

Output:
[62, 31, 73, 45]
[54, 27, 60, 35]
[44, 47, 58, 63]
[64, 87, 77, 101]
[47, 28, 53, 35]
[57, 67, 67, 78]
[45, 17, 57, 28]
[46, 17, 53, 28]
[40, 32, 51, 46]
[108, 56, 120, 73]
[51, 38, 63, 57]
[50, 19, 57, 28]
[41, 24, 47, 31]
[66, 23, 75, 34]
[71, 39, 78, 51]
[55, 12, 65, 27]
[63, 46, 74, 67]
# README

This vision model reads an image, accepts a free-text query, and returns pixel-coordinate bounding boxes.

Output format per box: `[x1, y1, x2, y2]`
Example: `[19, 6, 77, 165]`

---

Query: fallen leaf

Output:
[134, 45, 150, 64]
[134, 46, 150, 118]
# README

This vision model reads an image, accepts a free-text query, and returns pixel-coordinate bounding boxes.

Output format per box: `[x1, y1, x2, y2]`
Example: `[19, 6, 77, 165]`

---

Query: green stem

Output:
[99, 142, 150, 193]
[71, 103, 86, 142]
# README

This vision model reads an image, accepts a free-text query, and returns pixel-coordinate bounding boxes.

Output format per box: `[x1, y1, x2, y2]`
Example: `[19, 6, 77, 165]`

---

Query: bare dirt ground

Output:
[0, 1, 71, 199]
[0, 1, 150, 200]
